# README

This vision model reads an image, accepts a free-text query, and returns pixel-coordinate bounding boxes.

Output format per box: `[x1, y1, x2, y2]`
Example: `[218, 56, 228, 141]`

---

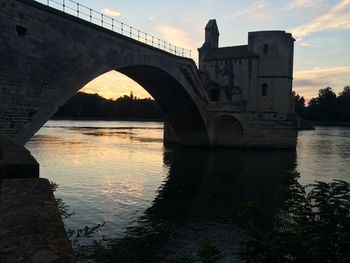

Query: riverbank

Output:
[51, 117, 163, 122]
[316, 121, 350, 127]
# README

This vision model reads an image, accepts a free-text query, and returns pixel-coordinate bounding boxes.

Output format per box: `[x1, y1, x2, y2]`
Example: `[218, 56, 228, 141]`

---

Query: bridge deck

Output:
[30, 0, 193, 58]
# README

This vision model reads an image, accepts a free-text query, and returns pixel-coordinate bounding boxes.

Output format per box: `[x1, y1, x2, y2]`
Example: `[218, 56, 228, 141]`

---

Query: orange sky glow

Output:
[81, 71, 152, 100]
[81, 66, 350, 102]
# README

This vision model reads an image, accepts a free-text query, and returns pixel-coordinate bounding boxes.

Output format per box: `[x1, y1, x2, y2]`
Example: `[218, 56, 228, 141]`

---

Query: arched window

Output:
[261, 83, 267, 96]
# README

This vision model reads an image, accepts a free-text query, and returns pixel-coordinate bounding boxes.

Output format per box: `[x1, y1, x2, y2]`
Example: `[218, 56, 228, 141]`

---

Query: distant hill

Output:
[53, 92, 163, 120]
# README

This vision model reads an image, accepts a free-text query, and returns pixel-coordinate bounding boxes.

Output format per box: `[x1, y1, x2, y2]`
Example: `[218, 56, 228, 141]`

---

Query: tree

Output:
[54, 92, 163, 119]
[305, 87, 338, 121]
[318, 87, 337, 103]
[292, 91, 306, 118]
[339, 86, 350, 98]
[238, 174, 350, 263]
[338, 86, 350, 121]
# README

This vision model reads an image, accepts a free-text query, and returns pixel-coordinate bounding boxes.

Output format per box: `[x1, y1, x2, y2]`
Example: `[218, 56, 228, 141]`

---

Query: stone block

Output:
[0, 178, 76, 262]
[0, 136, 39, 179]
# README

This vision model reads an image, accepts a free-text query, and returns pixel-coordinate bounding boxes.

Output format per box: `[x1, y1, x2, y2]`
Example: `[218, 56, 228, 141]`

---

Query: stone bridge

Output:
[0, 0, 298, 148]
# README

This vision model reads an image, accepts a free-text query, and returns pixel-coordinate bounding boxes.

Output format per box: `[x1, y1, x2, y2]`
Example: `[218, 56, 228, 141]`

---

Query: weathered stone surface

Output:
[0, 178, 76, 262]
[0, 0, 210, 147]
[0, 137, 39, 179]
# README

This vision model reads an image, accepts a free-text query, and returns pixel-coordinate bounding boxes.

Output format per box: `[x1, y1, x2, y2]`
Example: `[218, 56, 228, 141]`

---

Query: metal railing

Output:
[40, 0, 192, 58]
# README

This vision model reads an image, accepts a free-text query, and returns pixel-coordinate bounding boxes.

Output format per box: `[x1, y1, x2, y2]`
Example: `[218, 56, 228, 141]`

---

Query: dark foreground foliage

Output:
[239, 173, 350, 263]
[51, 175, 350, 262]
[50, 182, 106, 261]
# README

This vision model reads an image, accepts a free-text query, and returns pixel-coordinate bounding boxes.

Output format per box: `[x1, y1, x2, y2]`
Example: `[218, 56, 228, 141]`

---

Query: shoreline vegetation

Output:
[53, 91, 163, 121]
[294, 86, 350, 127]
[51, 116, 350, 128]
[51, 117, 163, 122]
[315, 121, 350, 127]
[52, 86, 350, 127]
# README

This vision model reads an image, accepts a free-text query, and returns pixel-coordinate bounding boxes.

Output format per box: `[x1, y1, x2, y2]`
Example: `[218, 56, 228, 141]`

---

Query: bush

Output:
[50, 181, 106, 261]
[238, 173, 350, 263]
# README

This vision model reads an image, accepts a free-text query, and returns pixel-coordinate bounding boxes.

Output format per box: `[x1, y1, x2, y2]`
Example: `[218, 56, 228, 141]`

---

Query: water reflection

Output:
[27, 121, 350, 261]
[160, 147, 296, 218]
[107, 146, 297, 262]
[297, 127, 350, 184]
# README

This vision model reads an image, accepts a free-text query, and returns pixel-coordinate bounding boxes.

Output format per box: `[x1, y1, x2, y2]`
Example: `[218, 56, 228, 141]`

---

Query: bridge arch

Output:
[16, 61, 209, 146]
[54, 64, 210, 146]
[0, 0, 210, 146]
[212, 115, 244, 147]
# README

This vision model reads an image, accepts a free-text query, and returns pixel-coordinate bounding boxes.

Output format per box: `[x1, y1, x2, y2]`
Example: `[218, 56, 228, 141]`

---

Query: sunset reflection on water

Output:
[26, 121, 350, 246]
[27, 120, 167, 236]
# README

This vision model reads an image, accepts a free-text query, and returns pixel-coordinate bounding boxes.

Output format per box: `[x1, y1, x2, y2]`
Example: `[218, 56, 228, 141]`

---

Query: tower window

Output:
[263, 44, 268, 54]
[16, 25, 27, 36]
[262, 83, 268, 96]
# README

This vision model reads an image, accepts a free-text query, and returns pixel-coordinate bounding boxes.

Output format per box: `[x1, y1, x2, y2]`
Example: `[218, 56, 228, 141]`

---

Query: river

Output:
[26, 121, 350, 261]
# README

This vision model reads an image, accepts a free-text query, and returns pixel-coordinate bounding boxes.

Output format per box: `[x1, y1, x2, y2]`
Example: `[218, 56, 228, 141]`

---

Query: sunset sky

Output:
[40, 0, 350, 101]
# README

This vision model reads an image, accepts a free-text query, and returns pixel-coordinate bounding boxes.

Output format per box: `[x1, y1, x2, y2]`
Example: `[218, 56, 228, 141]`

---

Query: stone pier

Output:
[0, 137, 76, 262]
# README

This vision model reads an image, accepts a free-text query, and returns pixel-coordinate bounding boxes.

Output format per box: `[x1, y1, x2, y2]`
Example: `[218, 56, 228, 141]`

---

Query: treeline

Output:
[295, 86, 350, 122]
[54, 92, 163, 120]
[55, 87, 350, 122]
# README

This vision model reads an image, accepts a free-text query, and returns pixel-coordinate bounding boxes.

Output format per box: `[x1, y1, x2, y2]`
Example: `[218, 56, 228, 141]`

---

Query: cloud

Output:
[156, 24, 194, 48]
[322, 48, 350, 57]
[231, 0, 270, 18]
[284, 0, 322, 10]
[291, 0, 350, 39]
[298, 42, 311, 47]
[156, 24, 196, 59]
[249, 9, 275, 22]
[293, 66, 350, 99]
[101, 8, 122, 17]
[148, 16, 156, 20]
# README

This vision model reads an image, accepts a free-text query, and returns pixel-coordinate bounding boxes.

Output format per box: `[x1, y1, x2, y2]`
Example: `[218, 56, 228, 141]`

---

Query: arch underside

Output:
[118, 66, 210, 146]
[9, 63, 210, 147]
[213, 115, 244, 147]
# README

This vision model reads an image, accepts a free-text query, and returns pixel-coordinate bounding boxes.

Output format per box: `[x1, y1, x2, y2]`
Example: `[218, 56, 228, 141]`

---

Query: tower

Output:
[198, 19, 219, 70]
[247, 31, 295, 114]
[204, 19, 219, 48]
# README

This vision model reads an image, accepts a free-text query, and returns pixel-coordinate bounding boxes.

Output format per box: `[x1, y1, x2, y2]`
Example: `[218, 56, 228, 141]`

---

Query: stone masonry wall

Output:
[0, 137, 75, 262]
[0, 0, 209, 146]
[0, 178, 76, 262]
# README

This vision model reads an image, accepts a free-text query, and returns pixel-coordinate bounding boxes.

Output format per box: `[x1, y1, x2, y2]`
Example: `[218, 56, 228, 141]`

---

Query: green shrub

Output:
[198, 241, 221, 263]
[238, 173, 350, 263]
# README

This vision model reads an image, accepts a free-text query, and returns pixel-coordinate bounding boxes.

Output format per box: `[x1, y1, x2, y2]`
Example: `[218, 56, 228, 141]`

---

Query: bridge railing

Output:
[40, 0, 192, 58]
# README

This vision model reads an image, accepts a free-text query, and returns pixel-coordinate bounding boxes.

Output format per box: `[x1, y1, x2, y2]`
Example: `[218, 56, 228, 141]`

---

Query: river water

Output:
[26, 121, 350, 261]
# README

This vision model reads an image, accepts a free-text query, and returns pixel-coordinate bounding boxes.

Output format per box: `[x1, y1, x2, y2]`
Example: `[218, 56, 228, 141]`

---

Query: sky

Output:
[40, 0, 350, 101]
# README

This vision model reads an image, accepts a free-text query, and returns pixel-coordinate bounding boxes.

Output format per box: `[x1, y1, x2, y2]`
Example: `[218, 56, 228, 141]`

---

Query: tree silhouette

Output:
[338, 86, 350, 121]
[292, 91, 306, 118]
[294, 86, 350, 123]
[54, 92, 163, 120]
[307, 87, 337, 121]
